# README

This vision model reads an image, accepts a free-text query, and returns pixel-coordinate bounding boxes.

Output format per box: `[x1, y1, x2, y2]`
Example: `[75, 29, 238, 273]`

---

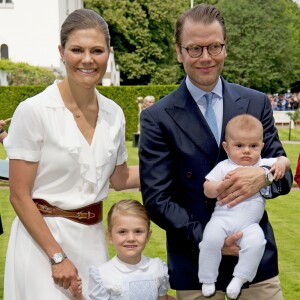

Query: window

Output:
[1, 44, 9, 59]
[0, 0, 14, 6]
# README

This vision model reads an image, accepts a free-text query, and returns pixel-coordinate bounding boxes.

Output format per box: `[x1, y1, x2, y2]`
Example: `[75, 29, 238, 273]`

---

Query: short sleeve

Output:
[205, 163, 224, 182]
[85, 266, 110, 300]
[158, 259, 170, 297]
[116, 110, 128, 166]
[4, 100, 44, 161]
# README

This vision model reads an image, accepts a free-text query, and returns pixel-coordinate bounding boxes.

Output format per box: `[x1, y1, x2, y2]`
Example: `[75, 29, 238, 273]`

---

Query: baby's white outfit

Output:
[198, 157, 276, 285]
[85, 255, 170, 299]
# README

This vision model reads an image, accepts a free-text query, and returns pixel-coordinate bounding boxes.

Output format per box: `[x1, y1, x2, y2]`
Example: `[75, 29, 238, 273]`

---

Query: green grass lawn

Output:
[277, 127, 300, 142]
[0, 131, 299, 299]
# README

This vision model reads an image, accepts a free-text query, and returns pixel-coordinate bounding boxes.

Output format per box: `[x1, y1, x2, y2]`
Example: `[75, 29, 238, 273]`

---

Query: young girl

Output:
[71, 199, 175, 300]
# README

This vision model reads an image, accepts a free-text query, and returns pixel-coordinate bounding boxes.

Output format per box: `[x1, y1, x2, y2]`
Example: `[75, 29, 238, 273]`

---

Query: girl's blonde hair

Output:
[107, 199, 151, 233]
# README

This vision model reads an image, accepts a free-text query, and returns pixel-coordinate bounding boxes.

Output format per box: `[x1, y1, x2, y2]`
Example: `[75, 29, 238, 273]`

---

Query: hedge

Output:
[0, 84, 178, 140]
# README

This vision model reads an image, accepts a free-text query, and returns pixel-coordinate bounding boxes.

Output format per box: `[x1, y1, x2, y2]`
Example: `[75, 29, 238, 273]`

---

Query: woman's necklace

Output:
[71, 94, 97, 119]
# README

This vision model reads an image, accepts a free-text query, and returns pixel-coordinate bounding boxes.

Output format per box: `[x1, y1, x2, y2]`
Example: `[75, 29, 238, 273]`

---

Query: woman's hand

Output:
[51, 258, 79, 290]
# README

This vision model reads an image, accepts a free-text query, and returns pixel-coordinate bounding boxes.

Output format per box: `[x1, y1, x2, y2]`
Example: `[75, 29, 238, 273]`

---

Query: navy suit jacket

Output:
[139, 77, 292, 291]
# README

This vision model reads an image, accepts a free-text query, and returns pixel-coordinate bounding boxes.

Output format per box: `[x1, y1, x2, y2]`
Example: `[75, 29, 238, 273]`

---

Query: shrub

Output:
[0, 59, 55, 86]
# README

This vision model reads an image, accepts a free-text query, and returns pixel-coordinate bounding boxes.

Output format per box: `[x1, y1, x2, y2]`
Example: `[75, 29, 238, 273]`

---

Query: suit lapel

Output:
[165, 81, 219, 161]
[221, 78, 250, 140]
[164, 78, 252, 165]
[217, 78, 250, 162]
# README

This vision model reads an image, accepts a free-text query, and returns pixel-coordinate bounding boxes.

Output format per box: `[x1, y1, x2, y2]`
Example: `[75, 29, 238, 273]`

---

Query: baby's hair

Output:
[225, 114, 263, 141]
[107, 199, 151, 233]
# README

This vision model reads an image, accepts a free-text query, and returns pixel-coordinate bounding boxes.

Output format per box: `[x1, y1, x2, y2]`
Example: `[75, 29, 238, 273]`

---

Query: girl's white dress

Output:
[86, 255, 170, 300]
[4, 81, 128, 300]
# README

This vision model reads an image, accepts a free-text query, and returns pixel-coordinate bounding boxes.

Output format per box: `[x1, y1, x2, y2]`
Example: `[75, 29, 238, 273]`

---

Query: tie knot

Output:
[205, 92, 214, 104]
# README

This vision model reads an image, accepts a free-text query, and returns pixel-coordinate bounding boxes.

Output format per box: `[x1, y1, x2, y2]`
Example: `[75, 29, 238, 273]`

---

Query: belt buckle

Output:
[76, 211, 85, 219]
[75, 211, 95, 220]
[37, 203, 53, 214]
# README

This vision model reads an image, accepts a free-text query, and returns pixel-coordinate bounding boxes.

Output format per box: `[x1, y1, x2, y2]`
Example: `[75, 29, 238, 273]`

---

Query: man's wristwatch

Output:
[261, 166, 274, 186]
[50, 253, 67, 265]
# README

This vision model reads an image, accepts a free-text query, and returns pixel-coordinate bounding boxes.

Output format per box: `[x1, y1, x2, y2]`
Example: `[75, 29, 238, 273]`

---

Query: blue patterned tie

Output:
[204, 93, 219, 143]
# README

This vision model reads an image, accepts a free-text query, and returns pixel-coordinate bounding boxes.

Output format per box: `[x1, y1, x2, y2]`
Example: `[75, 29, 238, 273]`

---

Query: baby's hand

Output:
[271, 164, 284, 180]
[270, 157, 290, 181]
[69, 276, 83, 300]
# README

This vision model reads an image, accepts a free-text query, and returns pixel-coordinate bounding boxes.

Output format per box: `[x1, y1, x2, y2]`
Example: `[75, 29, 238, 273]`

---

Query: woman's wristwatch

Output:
[50, 253, 67, 265]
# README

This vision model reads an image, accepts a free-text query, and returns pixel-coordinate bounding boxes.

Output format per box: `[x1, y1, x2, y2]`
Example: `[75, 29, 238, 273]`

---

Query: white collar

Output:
[111, 255, 149, 273]
[186, 76, 223, 103]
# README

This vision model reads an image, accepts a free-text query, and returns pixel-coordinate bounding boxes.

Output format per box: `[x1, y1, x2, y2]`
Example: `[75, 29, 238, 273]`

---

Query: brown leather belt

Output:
[33, 199, 103, 225]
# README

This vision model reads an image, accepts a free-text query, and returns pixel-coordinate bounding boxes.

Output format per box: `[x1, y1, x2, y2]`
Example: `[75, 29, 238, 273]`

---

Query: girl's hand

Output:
[69, 276, 84, 300]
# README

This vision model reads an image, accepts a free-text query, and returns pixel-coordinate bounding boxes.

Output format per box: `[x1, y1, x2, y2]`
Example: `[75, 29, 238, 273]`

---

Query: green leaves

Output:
[218, 0, 300, 93]
[85, 0, 187, 85]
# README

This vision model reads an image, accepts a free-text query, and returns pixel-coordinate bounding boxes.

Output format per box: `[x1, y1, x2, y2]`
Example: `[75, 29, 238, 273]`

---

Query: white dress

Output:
[3, 81, 128, 300]
[86, 255, 170, 300]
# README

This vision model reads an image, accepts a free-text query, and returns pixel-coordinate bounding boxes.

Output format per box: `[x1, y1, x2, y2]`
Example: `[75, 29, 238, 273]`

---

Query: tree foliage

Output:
[217, 0, 300, 93]
[84, 0, 188, 85]
[84, 0, 300, 92]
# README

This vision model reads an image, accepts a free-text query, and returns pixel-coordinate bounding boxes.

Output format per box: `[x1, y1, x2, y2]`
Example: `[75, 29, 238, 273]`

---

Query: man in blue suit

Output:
[139, 4, 292, 300]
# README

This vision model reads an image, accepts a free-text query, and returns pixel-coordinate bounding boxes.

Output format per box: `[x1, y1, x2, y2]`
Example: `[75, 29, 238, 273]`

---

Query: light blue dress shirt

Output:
[186, 76, 223, 144]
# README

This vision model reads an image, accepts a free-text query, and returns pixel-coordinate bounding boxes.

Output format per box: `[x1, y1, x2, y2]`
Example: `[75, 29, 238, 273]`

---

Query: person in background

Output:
[4, 9, 139, 300]
[139, 3, 292, 300]
[294, 153, 300, 188]
[70, 199, 175, 300]
[137, 95, 156, 148]
[199, 114, 290, 299]
[143, 95, 156, 109]
[0, 119, 8, 144]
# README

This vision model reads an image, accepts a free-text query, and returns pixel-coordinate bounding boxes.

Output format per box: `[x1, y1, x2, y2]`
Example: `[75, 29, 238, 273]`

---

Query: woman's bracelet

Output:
[0, 128, 4, 134]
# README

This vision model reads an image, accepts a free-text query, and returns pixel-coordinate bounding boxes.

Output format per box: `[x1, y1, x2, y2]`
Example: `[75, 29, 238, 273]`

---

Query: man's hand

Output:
[222, 232, 243, 256]
[216, 167, 265, 208]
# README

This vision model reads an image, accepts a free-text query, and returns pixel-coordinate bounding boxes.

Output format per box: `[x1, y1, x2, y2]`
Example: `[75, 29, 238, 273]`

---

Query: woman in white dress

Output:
[3, 9, 139, 300]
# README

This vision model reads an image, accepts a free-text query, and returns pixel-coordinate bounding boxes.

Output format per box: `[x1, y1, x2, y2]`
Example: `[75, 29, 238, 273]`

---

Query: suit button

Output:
[186, 172, 193, 179]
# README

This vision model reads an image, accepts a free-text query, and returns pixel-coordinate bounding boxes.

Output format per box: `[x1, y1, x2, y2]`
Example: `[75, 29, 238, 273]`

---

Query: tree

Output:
[84, 0, 300, 90]
[84, 0, 188, 85]
[287, 109, 300, 140]
[217, 0, 300, 93]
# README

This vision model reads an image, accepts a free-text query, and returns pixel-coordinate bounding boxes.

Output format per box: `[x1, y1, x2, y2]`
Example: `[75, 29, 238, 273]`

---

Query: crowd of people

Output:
[0, 3, 299, 300]
[268, 92, 300, 111]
